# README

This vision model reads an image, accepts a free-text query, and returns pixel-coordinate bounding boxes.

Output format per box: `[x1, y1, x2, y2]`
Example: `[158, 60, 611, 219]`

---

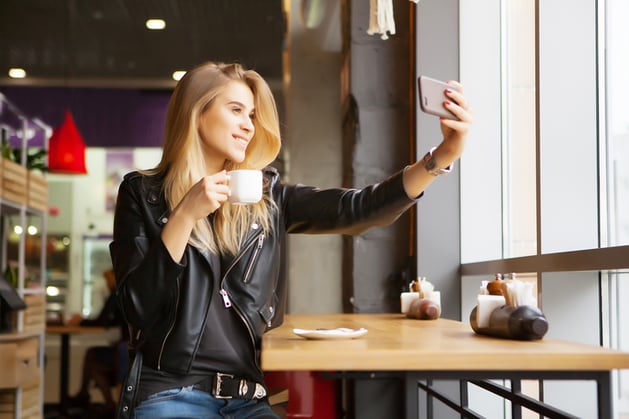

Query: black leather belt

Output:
[193, 372, 267, 400]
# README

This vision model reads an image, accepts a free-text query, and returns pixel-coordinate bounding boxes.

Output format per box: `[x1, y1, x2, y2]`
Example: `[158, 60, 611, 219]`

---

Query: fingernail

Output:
[444, 100, 451, 106]
[445, 89, 453, 94]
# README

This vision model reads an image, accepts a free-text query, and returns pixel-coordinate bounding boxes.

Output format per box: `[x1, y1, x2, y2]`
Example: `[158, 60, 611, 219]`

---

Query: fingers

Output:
[441, 101, 472, 133]
[437, 81, 473, 153]
[214, 170, 230, 184]
[443, 101, 473, 124]
[442, 81, 472, 123]
[179, 171, 230, 218]
[444, 83, 468, 112]
[445, 79, 464, 93]
[202, 171, 230, 204]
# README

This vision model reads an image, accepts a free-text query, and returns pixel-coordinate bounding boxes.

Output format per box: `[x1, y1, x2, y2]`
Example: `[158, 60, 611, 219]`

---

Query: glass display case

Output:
[82, 235, 113, 318]
[45, 234, 71, 313]
[5, 218, 71, 318]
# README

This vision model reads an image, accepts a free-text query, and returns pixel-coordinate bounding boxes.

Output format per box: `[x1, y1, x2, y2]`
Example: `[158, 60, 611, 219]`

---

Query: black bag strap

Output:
[116, 349, 143, 419]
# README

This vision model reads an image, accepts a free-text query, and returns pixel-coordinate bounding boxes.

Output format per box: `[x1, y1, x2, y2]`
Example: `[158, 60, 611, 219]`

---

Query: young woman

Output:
[110, 61, 471, 418]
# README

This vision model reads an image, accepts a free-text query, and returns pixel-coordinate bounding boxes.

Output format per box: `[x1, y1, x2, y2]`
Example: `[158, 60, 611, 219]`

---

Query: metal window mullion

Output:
[597, 0, 610, 248]
[500, 0, 511, 261]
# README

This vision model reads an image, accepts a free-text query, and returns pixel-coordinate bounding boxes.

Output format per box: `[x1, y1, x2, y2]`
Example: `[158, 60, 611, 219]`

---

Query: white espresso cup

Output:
[227, 169, 263, 204]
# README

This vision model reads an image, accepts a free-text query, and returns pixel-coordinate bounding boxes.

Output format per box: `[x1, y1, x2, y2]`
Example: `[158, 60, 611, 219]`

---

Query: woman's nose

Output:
[242, 115, 254, 131]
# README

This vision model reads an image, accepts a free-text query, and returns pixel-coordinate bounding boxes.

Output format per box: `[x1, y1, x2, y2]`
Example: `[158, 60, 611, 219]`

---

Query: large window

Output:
[606, 0, 629, 248]
[458, 0, 629, 417]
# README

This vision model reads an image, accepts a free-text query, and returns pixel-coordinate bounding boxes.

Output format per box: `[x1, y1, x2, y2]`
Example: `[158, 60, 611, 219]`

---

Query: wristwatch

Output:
[422, 147, 453, 176]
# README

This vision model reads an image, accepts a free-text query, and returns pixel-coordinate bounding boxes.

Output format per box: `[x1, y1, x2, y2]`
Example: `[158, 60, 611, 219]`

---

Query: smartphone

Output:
[418, 76, 458, 120]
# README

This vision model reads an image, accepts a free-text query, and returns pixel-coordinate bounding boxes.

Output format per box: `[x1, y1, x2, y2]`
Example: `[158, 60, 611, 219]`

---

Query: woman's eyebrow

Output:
[226, 99, 254, 111]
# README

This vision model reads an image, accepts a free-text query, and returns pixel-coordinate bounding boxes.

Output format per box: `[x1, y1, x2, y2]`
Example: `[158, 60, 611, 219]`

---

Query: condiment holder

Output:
[401, 277, 441, 320]
[469, 274, 549, 340]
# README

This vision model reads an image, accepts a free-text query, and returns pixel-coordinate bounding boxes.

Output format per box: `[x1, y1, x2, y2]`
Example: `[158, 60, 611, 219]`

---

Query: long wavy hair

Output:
[145, 61, 281, 255]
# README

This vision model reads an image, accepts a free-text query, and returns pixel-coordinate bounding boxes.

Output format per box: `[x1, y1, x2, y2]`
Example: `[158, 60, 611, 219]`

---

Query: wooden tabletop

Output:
[261, 313, 629, 372]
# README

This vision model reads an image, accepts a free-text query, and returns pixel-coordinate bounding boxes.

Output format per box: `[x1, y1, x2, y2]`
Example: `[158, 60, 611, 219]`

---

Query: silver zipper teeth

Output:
[157, 277, 180, 370]
[220, 231, 265, 374]
[232, 302, 256, 361]
[243, 234, 265, 283]
[222, 231, 263, 279]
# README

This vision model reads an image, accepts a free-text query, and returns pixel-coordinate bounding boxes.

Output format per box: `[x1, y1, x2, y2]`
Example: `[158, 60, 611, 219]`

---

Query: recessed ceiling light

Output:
[172, 70, 186, 81]
[8, 68, 26, 78]
[146, 19, 166, 30]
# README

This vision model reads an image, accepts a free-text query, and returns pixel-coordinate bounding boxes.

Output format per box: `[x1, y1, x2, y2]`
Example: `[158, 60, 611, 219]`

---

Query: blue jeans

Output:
[134, 386, 279, 419]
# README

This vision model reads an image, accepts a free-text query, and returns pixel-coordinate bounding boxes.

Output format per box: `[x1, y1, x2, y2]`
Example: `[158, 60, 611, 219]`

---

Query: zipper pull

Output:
[219, 289, 232, 308]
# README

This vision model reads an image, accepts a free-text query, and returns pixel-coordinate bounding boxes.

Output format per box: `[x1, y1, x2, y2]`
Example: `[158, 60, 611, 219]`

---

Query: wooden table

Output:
[261, 313, 629, 418]
[46, 325, 108, 410]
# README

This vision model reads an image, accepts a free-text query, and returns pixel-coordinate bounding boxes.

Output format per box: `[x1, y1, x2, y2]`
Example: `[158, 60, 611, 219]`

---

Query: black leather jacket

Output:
[110, 166, 417, 413]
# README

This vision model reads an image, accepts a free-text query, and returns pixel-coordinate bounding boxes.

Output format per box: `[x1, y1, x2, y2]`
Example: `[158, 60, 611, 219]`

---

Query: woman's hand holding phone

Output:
[418, 75, 460, 120]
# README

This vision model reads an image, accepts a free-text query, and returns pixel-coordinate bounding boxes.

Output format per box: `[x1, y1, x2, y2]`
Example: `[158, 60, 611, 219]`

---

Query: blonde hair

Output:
[147, 62, 281, 255]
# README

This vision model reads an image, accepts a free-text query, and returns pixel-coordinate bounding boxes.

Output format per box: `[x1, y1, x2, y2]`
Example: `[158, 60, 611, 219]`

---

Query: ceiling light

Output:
[172, 70, 186, 81]
[146, 19, 166, 30]
[8, 68, 26, 78]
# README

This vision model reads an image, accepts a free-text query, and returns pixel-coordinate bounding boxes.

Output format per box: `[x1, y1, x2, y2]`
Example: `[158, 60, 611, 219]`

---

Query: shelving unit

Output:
[0, 93, 49, 419]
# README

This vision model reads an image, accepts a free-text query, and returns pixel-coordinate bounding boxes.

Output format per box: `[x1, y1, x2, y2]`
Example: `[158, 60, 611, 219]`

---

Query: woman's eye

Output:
[232, 107, 242, 114]
[249, 113, 256, 121]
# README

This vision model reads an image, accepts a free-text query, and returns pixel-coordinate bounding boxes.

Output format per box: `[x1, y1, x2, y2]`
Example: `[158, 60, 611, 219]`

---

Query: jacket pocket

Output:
[243, 234, 265, 283]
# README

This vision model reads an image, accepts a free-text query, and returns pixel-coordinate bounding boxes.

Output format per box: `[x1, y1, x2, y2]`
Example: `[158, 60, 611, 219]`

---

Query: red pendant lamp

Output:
[48, 109, 87, 174]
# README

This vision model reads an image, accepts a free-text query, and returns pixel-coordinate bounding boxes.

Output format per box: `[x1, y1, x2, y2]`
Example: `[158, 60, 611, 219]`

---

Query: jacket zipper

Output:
[219, 231, 265, 373]
[219, 289, 232, 307]
[221, 231, 264, 283]
[243, 234, 265, 283]
[219, 231, 264, 309]
[157, 276, 180, 370]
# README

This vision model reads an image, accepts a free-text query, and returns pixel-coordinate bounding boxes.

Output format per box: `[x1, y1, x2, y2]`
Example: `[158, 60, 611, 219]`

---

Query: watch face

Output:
[423, 150, 451, 176]
[424, 154, 437, 171]
[423, 152, 440, 175]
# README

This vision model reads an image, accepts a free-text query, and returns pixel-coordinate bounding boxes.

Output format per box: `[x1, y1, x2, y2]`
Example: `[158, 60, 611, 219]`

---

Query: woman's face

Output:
[198, 80, 255, 172]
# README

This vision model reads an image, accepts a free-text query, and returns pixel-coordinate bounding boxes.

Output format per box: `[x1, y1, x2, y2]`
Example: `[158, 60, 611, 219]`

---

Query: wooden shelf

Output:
[1, 89, 50, 419]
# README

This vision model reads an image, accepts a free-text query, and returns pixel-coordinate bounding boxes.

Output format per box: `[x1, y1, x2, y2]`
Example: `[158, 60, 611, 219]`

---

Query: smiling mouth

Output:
[234, 135, 249, 147]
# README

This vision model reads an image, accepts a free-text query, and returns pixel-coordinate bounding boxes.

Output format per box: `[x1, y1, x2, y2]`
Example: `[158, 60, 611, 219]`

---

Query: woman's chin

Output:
[230, 152, 247, 164]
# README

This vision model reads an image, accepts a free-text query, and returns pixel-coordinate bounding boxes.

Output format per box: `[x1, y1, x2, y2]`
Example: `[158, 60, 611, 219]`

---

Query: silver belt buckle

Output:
[213, 372, 234, 399]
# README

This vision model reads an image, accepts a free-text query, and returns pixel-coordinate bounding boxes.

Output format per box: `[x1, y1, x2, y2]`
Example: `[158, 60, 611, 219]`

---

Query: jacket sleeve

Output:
[109, 175, 185, 330]
[279, 168, 420, 235]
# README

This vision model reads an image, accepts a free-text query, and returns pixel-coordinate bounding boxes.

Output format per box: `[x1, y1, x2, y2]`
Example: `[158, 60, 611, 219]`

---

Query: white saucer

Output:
[292, 327, 368, 340]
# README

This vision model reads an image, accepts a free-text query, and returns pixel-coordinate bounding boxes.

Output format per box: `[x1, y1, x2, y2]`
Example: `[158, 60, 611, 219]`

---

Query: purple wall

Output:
[1, 86, 171, 148]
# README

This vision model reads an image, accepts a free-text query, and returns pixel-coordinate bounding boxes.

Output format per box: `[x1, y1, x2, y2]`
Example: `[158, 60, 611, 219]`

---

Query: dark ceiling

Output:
[0, 0, 285, 88]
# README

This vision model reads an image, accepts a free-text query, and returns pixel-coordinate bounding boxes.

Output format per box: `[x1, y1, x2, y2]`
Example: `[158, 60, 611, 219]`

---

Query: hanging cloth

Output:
[367, 0, 420, 40]
[48, 109, 88, 174]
